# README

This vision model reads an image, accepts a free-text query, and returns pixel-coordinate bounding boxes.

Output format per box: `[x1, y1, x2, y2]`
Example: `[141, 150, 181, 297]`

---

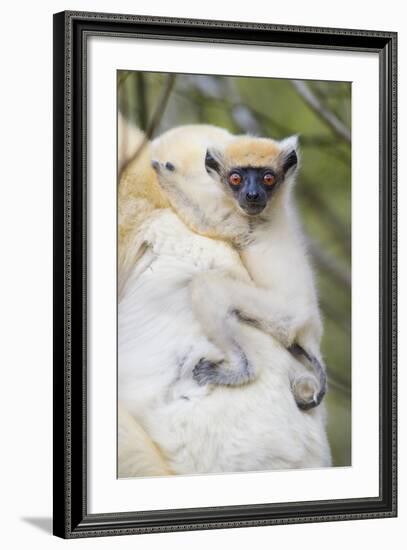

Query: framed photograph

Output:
[53, 10, 397, 538]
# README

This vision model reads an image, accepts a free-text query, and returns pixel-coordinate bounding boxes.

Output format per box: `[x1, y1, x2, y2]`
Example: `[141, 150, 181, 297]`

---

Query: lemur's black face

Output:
[205, 145, 298, 217]
[225, 167, 276, 216]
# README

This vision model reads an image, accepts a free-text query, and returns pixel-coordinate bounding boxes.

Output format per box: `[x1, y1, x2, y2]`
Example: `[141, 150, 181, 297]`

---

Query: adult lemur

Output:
[118, 123, 331, 476]
[151, 126, 326, 408]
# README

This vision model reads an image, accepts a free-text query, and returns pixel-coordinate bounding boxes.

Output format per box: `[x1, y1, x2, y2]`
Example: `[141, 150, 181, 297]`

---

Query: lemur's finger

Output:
[151, 159, 162, 172]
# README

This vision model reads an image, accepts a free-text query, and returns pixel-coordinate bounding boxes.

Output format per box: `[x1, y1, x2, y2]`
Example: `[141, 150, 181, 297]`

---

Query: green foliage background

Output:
[118, 71, 352, 467]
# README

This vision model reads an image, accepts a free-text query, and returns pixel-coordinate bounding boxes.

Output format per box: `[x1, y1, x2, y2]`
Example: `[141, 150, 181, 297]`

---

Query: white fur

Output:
[151, 126, 326, 403]
[118, 184, 331, 474]
[118, 402, 173, 477]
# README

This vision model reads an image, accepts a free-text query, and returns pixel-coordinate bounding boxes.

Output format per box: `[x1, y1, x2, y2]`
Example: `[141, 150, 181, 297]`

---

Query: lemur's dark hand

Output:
[288, 343, 327, 410]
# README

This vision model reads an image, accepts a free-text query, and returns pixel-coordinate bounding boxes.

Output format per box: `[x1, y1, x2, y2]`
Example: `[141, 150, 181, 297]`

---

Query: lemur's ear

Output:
[279, 135, 299, 175]
[205, 148, 224, 177]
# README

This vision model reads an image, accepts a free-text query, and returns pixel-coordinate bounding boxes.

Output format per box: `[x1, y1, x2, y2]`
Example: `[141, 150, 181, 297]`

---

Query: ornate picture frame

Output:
[53, 10, 397, 538]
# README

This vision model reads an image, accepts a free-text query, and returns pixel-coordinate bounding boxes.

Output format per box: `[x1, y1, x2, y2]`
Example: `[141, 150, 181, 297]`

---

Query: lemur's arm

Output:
[190, 272, 305, 347]
[189, 271, 307, 387]
[152, 160, 251, 247]
[189, 271, 326, 409]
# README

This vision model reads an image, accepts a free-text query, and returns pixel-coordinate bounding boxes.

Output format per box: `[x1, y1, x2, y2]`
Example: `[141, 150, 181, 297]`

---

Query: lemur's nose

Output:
[246, 191, 259, 201]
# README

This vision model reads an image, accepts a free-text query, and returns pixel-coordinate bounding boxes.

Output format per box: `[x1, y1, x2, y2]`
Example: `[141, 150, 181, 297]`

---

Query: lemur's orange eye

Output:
[229, 172, 242, 186]
[263, 173, 275, 186]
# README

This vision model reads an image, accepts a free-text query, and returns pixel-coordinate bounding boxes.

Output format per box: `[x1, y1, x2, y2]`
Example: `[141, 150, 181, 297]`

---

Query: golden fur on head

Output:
[118, 123, 232, 294]
[152, 124, 233, 176]
[222, 137, 281, 168]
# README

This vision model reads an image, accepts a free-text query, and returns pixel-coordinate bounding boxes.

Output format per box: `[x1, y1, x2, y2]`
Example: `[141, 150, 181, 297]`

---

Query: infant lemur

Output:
[151, 125, 327, 409]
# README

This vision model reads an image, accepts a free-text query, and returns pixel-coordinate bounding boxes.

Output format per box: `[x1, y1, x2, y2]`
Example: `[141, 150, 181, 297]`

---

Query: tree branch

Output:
[291, 80, 351, 143]
[145, 74, 177, 140]
[135, 73, 148, 131]
[119, 74, 176, 179]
